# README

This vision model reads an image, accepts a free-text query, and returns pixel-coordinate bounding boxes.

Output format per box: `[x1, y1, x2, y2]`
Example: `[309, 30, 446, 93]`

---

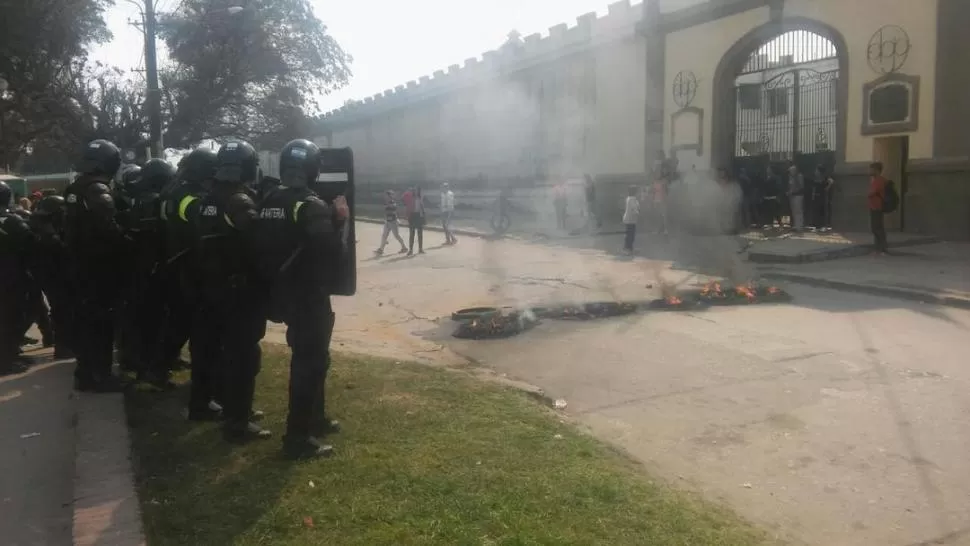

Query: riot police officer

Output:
[0, 181, 35, 375]
[114, 163, 143, 373]
[193, 139, 270, 442]
[167, 148, 238, 419]
[64, 139, 129, 392]
[163, 148, 219, 413]
[27, 195, 73, 359]
[254, 139, 349, 459]
[125, 158, 177, 388]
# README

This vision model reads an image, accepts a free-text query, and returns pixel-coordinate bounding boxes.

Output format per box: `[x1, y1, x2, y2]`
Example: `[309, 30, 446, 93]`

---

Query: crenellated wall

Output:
[316, 0, 650, 219]
[318, 1, 646, 128]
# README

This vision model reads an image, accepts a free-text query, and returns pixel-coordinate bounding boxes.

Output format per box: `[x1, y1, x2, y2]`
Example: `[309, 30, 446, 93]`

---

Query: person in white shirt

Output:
[622, 185, 641, 255]
[440, 182, 457, 245]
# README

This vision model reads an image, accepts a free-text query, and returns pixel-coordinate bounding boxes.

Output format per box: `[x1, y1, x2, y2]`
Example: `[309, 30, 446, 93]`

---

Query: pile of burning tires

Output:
[451, 281, 792, 340]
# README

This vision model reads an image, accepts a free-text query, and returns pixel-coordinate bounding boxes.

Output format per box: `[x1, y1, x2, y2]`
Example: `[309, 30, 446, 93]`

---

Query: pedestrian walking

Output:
[868, 162, 889, 255]
[787, 164, 805, 231]
[375, 190, 407, 255]
[406, 186, 426, 255]
[440, 183, 457, 245]
[622, 186, 640, 255]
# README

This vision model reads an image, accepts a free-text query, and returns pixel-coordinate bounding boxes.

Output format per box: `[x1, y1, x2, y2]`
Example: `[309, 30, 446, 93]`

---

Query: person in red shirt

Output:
[867, 162, 888, 254]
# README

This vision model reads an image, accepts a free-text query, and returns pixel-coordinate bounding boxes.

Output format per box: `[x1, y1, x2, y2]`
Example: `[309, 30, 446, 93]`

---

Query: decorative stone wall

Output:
[315, 0, 648, 206]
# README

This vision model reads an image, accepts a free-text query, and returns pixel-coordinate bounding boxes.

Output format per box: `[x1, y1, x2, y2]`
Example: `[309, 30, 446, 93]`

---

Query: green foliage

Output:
[158, 0, 352, 149]
[0, 0, 115, 168]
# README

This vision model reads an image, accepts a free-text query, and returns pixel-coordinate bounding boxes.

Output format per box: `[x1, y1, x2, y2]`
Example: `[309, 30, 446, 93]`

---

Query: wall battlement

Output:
[318, 0, 645, 127]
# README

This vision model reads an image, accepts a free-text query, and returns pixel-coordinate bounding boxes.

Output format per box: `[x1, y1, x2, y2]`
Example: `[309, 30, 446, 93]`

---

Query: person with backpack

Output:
[867, 161, 895, 255]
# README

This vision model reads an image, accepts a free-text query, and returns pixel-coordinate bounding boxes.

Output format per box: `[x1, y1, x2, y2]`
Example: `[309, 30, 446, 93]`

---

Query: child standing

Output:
[622, 185, 641, 255]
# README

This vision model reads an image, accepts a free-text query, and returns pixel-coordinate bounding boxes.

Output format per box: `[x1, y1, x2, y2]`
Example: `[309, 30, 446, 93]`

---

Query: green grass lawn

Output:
[127, 346, 769, 546]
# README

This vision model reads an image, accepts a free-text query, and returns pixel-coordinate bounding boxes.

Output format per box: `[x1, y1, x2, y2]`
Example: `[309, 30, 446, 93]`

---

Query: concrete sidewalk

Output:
[0, 345, 146, 546]
[743, 230, 939, 264]
[0, 357, 75, 546]
[760, 242, 970, 308]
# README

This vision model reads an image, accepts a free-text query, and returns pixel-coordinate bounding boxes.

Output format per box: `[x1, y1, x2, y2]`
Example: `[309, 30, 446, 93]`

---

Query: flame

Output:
[665, 296, 683, 306]
[734, 285, 757, 301]
[767, 286, 781, 295]
[701, 281, 724, 297]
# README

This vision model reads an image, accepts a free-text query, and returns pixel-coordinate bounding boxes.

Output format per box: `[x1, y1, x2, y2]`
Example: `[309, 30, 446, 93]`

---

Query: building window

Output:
[766, 88, 789, 117]
[738, 84, 761, 110]
[869, 83, 910, 124]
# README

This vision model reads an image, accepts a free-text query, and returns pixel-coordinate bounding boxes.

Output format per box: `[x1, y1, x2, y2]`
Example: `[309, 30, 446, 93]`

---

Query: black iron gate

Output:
[731, 30, 839, 179]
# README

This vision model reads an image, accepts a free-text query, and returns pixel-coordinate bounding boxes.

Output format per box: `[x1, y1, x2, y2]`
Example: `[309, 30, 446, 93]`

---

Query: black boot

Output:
[187, 405, 223, 422]
[283, 436, 333, 460]
[75, 374, 125, 393]
[310, 418, 341, 437]
[223, 422, 272, 445]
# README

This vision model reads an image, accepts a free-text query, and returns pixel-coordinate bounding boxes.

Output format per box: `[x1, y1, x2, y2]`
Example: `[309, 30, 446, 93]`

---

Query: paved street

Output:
[0, 358, 75, 546]
[325, 221, 970, 546]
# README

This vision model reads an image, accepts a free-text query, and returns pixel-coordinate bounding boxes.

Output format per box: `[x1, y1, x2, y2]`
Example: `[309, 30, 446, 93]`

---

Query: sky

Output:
[90, 0, 615, 115]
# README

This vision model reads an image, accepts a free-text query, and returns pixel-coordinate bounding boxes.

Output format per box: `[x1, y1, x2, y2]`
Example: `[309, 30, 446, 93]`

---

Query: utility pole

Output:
[144, 0, 163, 159]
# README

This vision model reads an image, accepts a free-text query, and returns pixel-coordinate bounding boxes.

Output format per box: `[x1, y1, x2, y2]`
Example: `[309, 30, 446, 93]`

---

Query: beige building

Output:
[318, 0, 970, 239]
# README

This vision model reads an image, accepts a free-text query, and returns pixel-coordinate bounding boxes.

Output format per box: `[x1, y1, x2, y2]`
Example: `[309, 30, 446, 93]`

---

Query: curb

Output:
[748, 236, 941, 264]
[73, 392, 147, 546]
[762, 271, 970, 310]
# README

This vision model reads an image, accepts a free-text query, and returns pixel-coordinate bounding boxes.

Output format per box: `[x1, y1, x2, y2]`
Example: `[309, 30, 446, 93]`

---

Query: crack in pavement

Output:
[576, 367, 803, 416]
[384, 299, 439, 323]
[508, 275, 590, 290]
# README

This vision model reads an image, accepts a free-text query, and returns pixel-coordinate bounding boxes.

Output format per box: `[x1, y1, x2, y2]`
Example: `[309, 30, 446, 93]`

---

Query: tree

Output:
[0, 0, 114, 168]
[17, 62, 148, 174]
[158, 0, 351, 149]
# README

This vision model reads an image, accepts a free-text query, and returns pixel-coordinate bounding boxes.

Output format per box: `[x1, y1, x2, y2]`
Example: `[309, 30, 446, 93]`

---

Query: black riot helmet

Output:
[0, 181, 11, 208]
[214, 139, 259, 186]
[141, 158, 177, 193]
[32, 195, 66, 219]
[279, 139, 321, 189]
[120, 165, 142, 189]
[177, 147, 218, 183]
[78, 139, 122, 179]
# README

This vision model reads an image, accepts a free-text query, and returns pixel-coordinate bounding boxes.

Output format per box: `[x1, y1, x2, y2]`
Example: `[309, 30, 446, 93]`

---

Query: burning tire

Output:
[452, 310, 539, 340]
[451, 307, 501, 323]
[646, 297, 709, 311]
[691, 281, 793, 306]
[753, 286, 793, 303]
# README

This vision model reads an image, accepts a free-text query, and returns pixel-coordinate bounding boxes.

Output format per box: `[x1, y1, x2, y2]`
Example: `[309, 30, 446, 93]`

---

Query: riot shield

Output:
[314, 147, 356, 296]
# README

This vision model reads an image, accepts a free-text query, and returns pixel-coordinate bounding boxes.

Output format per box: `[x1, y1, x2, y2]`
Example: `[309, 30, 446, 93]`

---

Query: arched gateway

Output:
[711, 20, 849, 177]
